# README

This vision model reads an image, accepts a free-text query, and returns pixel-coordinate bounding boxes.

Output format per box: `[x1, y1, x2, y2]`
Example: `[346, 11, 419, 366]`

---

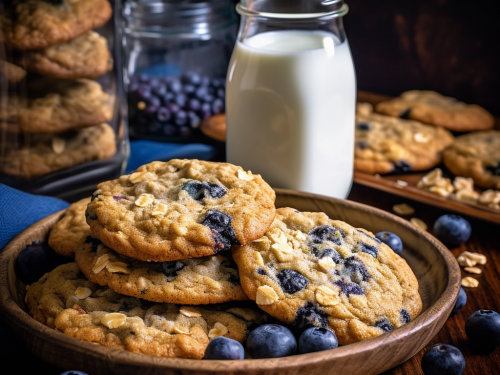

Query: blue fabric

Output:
[0, 184, 69, 250]
[126, 141, 217, 173]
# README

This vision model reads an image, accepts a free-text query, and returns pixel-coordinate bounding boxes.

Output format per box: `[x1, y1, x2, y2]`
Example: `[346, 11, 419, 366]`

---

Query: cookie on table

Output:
[86, 159, 276, 262]
[443, 130, 500, 190]
[0, 78, 113, 133]
[0, 59, 26, 83]
[232, 207, 422, 345]
[48, 198, 91, 258]
[355, 103, 454, 174]
[0, 123, 116, 179]
[75, 235, 248, 304]
[26, 263, 267, 359]
[14, 31, 113, 79]
[0, 0, 112, 50]
[375, 90, 494, 132]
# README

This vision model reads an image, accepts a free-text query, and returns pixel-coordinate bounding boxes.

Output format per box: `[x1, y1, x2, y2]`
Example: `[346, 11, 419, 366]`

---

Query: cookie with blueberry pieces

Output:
[375, 90, 494, 132]
[86, 160, 276, 262]
[26, 263, 268, 359]
[75, 236, 248, 304]
[48, 197, 91, 258]
[355, 103, 454, 174]
[443, 130, 500, 190]
[232, 207, 422, 345]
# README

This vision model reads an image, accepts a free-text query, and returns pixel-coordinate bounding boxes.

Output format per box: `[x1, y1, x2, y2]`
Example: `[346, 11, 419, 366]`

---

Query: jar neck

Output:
[237, 0, 348, 19]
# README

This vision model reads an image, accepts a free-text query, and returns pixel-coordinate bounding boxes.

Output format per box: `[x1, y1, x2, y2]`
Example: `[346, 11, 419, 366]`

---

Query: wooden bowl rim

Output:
[0, 188, 461, 371]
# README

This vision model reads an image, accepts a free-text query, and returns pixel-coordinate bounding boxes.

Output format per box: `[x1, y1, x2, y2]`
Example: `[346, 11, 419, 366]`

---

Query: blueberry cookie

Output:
[232, 207, 422, 345]
[355, 103, 454, 174]
[26, 263, 267, 359]
[0, 59, 26, 83]
[375, 90, 494, 132]
[0, 0, 112, 50]
[48, 198, 91, 258]
[75, 236, 248, 304]
[14, 31, 113, 79]
[0, 123, 116, 179]
[443, 131, 500, 190]
[0, 78, 113, 133]
[86, 160, 276, 262]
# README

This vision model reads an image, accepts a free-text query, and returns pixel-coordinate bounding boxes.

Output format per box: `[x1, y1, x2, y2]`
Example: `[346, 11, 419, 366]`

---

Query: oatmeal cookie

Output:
[355, 103, 454, 174]
[375, 90, 494, 132]
[26, 263, 267, 359]
[232, 207, 422, 345]
[443, 130, 500, 189]
[0, 59, 26, 83]
[86, 160, 276, 262]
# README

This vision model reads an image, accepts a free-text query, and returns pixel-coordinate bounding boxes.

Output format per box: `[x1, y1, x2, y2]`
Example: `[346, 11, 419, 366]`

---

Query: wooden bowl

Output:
[0, 189, 461, 375]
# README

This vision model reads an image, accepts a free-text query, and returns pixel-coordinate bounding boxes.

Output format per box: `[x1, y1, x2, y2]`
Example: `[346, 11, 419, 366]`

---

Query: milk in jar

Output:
[226, 30, 356, 198]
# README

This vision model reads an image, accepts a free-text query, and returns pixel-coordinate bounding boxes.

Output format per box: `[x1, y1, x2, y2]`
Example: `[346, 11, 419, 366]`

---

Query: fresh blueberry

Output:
[334, 280, 364, 297]
[182, 73, 201, 86]
[203, 336, 244, 360]
[451, 288, 467, 316]
[433, 215, 471, 248]
[175, 110, 188, 126]
[465, 310, 500, 352]
[16, 241, 70, 285]
[203, 94, 215, 104]
[201, 76, 211, 87]
[276, 269, 308, 294]
[187, 112, 202, 129]
[375, 319, 394, 332]
[421, 344, 466, 375]
[298, 327, 338, 354]
[217, 88, 225, 99]
[358, 243, 378, 258]
[167, 103, 181, 115]
[148, 95, 161, 107]
[212, 98, 224, 114]
[169, 79, 183, 94]
[200, 102, 212, 119]
[161, 92, 175, 105]
[137, 86, 151, 101]
[156, 107, 171, 122]
[195, 87, 210, 100]
[175, 93, 187, 108]
[188, 98, 201, 112]
[181, 180, 227, 200]
[163, 124, 177, 136]
[60, 371, 89, 375]
[293, 302, 329, 329]
[152, 84, 167, 97]
[308, 225, 345, 246]
[202, 210, 240, 252]
[375, 231, 403, 255]
[160, 261, 185, 277]
[183, 84, 196, 95]
[247, 324, 297, 359]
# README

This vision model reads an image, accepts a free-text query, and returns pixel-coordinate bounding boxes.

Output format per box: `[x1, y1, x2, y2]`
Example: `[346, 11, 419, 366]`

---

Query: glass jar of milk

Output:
[226, 0, 356, 198]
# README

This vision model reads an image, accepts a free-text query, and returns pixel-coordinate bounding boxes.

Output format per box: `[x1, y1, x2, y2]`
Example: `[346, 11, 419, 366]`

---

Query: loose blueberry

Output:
[60, 372, 89, 375]
[276, 269, 308, 294]
[247, 324, 297, 359]
[203, 336, 244, 360]
[465, 310, 500, 352]
[334, 280, 364, 297]
[393, 161, 412, 173]
[401, 309, 411, 323]
[181, 180, 227, 201]
[293, 302, 329, 329]
[202, 210, 240, 252]
[298, 327, 338, 354]
[451, 288, 467, 316]
[16, 241, 70, 285]
[433, 215, 471, 248]
[308, 225, 345, 246]
[356, 122, 371, 131]
[358, 243, 378, 258]
[421, 344, 466, 375]
[375, 319, 394, 332]
[399, 108, 412, 119]
[161, 261, 185, 277]
[375, 231, 403, 255]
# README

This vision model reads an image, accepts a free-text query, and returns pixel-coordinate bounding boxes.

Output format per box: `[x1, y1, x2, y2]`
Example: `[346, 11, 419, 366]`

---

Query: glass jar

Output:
[226, 0, 356, 199]
[0, 0, 128, 199]
[123, 0, 237, 143]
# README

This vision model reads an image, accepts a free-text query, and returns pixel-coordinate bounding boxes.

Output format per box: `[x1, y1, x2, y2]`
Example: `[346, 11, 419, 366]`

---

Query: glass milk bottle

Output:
[226, 0, 356, 198]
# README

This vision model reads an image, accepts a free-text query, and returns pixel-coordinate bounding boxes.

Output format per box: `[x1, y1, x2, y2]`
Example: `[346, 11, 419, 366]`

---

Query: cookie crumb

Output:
[393, 203, 415, 215]
[464, 267, 482, 275]
[410, 218, 427, 231]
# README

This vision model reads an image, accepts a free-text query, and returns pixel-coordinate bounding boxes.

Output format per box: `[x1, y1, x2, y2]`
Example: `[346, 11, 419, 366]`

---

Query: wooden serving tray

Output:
[356, 91, 500, 225]
[0, 189, 460, 375]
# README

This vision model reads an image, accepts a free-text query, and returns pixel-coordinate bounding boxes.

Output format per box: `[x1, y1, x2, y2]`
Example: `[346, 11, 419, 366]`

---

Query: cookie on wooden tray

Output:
[375, 90, 494, 132]
[14, 31, 113, 79]
[26, 263, 267, 359]
[75, 235, 249, 304]
[232, 207, 422, 345]
[355, 103, 454, 174]
[48, 197, 91, 258]
[0, 59, 26, 83]
[0, 123, 116, 179]
[0, 0, 112, 50]
[0, 78, 113, 134]
[443, 130, 500, 190]
[86, 160, 276, 262]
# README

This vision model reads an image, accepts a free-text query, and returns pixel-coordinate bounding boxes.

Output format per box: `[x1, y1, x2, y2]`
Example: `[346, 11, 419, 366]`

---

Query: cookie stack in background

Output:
[0, 0, 116, 180]
[25, 159, 423, 359]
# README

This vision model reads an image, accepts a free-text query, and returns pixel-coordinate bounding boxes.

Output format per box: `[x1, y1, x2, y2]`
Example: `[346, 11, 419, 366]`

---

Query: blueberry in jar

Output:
[247, 324, 297, 358]
[298, 327, 338, 354]
[203, 337, 244, 360]
[421, 344, 465, 375]
[375, 231, 403, 255]
[433, 214, 471, 248]
[60, 371, 89, 375]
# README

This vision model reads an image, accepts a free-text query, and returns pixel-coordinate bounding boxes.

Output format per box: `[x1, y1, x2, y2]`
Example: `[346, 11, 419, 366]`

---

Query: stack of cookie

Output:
[0, 0, 116, 180]
[26, 159, 422, 360]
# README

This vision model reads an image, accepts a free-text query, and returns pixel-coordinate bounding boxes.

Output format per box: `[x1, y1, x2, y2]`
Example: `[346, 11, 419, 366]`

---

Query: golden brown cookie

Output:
[48, 197, 91, 258]
[443, 130, 500, 190]
[0, 0, 112, 50]
[355, 103, 454, 174]
[14, 31, 113, 79]
[375, 90, 494, 132]
[26, 263, 268, 359]
[0, 123, 116, 179]
[0, 59, 26, 83]
[86, 160, 276, 262]
[232, 207, 422, 345]
[0, 78, 113, 133]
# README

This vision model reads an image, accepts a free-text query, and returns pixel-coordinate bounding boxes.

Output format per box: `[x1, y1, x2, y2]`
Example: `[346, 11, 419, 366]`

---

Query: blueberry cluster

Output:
[128, 73, 226, 138]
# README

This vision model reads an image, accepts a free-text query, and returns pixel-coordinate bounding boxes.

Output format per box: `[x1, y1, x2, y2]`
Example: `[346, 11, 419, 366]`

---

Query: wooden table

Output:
[1, 182, 499, 374]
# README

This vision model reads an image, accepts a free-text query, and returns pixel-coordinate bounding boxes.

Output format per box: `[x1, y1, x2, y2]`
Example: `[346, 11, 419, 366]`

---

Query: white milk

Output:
[226, 30, 356, 198]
